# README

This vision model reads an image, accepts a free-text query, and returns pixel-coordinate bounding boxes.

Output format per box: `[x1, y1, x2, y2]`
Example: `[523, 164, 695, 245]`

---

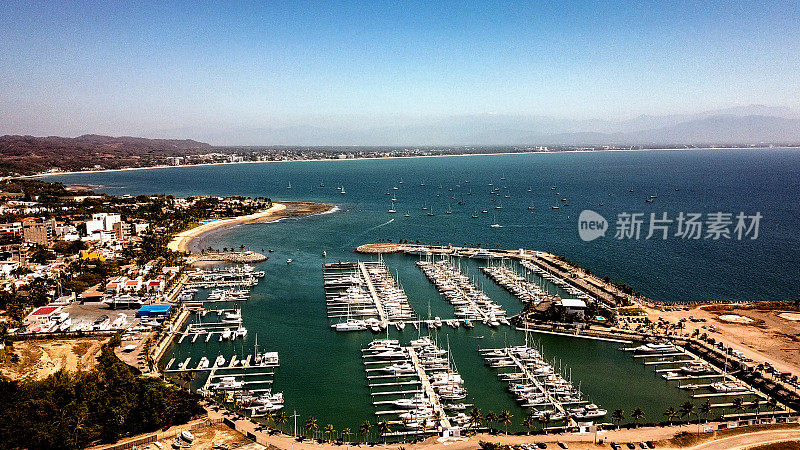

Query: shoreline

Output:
[26, 146, 800, 179]
[168, 201, 335, 253]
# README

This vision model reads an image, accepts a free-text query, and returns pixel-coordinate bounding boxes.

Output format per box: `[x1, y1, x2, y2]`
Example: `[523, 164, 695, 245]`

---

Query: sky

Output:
[1, 0, 799, 145]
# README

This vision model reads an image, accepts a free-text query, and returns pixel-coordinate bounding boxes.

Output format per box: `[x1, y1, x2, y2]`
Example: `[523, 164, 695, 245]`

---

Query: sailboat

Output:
[404, 212, 410, 217]
[388, 203, 397, 213]
[286, 181, 292, 189]
[340, 186, 346, 194]
[490, 213, 502, 228]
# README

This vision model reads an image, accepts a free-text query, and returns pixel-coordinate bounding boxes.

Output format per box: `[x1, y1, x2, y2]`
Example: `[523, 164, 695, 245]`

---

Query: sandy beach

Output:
[168, 201, 335, 253]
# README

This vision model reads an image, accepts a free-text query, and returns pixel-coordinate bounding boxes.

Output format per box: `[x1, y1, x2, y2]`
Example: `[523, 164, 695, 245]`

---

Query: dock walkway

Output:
[408, 347, 452, 429]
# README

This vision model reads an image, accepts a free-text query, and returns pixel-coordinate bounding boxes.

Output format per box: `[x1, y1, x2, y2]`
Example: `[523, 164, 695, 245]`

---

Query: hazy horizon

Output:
[2, 1, 799, 145]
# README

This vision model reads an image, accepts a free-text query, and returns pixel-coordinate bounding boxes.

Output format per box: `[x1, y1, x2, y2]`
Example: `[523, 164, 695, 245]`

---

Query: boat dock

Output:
[481, 262, 552, 305]
[480, 345, 589, 422]
[164, 351, 279, 374]
[324, 260, 416, 331]
[407, 347, 452, 429]
[361, 338, 468, 433]
[624, 343, 774, 408]
[416, 258, 507, 325]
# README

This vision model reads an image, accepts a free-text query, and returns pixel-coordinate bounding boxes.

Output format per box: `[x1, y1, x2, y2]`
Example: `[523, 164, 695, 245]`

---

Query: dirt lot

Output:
[92, 421, 264, 450]
[0, 336, 107, 381]
[648, 302, 800, 375]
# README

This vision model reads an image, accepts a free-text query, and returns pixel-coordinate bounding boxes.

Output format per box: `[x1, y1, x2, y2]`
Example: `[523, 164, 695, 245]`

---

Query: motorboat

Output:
[333, 319, 367, 332]
[213, 376, 243, 390]
[632, 342, 677, 354]
[571, 403, 607, 420]
[711, 381, 749, 393]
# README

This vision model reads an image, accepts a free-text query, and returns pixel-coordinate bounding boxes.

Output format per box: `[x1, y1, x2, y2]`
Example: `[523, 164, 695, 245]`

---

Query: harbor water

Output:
[45, 148, 800, 432]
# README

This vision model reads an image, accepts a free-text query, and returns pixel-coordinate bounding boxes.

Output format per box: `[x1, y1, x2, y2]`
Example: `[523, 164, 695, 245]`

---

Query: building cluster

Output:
[0, 189, 270, 336]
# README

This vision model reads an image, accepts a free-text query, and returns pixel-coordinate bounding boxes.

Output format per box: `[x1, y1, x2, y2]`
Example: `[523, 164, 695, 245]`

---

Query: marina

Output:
[362, 337, 471, 434]
[480, 339, 599, 425]
[324, 260, 416, 331]
[620, 341, 791, 418]
[183, 265, 265, 291]
[481, 261, 552, 305]
[416, 258, 509, 326]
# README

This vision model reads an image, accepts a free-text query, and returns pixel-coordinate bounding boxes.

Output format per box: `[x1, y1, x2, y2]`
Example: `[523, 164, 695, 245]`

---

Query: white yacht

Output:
[333, 318, 367, 332]
[632, 342, 677, 354]
[571, 403, 607, 420]
[711, 381, 750, 393]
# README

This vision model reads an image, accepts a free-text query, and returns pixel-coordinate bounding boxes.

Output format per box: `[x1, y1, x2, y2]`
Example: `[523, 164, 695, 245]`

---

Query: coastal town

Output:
[1, 175, 799, 450]
[4, 0, 800, 448]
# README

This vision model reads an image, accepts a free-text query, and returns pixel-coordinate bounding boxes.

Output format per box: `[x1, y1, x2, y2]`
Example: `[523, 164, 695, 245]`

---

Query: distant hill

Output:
[0, 134, 211, 176]
[169, 105, 800, 146]
[538, 115, 800, 146]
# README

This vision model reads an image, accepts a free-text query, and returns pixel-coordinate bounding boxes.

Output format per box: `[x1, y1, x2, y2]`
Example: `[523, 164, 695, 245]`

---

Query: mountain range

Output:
[165, 105, 800, 146]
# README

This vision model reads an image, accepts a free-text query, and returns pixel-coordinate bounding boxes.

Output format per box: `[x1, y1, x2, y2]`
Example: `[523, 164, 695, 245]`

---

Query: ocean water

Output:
[44, 148, 799, 432]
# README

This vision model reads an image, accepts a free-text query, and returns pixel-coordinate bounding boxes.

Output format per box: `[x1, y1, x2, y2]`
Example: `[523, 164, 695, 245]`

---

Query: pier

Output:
[359, 261, 388, 322]
[417, 258, 507, 325]
[324, 260, 416, 330]
[481, 262, 551, 305]
[361, 338, 467, 433]
[408, 347, 452, 429]
[480, 345, 587, 421]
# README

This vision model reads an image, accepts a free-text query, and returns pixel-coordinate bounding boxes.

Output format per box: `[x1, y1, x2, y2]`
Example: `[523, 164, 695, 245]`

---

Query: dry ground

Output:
[0, 336, 107, 381]
[644, 303, 800, 375]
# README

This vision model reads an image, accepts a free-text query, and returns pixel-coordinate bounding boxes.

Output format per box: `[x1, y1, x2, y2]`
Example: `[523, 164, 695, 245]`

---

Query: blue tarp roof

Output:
[138, 304, 172, 314]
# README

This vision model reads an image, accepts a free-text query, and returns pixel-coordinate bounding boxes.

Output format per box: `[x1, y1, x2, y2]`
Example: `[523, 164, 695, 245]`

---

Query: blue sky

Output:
[1, 0, 798, 144]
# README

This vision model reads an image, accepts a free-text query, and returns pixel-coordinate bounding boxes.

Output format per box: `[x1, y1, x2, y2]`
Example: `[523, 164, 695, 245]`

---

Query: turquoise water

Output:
[44, 149, 798, 432]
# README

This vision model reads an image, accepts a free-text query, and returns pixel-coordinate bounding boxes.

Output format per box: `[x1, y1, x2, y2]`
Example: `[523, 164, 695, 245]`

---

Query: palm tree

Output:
[359, 421, 372, 443]
[541, 411, 552, 434]
[342, 428, 353, 449]
[469, 408, 483, 432]
[680, 401, 696, 426]
[274, 410, 288, 432]
[421, 417, 431, 433]
[433, 410, 445, 431]
[485, 411, 498, 433]
[400, 417, 410, 441]
[612, 409, 625, 430]
[563, 409, 573, 429]
[700, 400, 712, 423]
[498, 410, 513, 435]
[304, 416, 319, 439]
[323, 424, 335, 442]
[631, 407, 645, 428]
[766, 398, 779, 420]
[522, 413, 535, 435]
[664, 406, 678, 426]
[377, 421, 391, 444]
[750, 397, 762, 419]
[262, 409, 275, 427]
[732, 397, 746, 417]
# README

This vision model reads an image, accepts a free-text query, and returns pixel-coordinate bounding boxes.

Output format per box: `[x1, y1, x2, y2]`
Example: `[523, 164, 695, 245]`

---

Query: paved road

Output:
[691, 429, 800, 450]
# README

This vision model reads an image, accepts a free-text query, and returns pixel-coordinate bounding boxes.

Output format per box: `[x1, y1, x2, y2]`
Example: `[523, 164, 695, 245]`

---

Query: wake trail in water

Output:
[345, 218, 395, 247]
